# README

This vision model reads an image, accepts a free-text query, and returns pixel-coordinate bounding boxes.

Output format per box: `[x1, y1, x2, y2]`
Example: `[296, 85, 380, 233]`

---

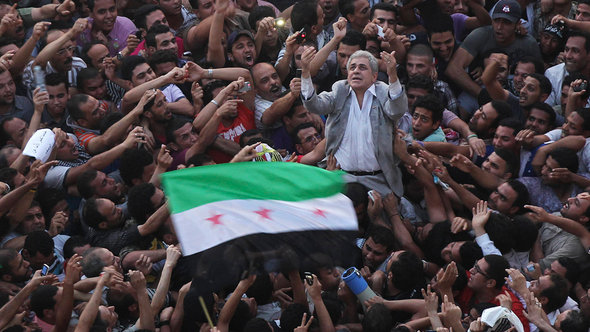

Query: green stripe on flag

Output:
[161, 162, 346, 214]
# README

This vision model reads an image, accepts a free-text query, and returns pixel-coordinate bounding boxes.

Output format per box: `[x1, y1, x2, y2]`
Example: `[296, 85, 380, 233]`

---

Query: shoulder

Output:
[116, 16, 136, 29]
[545, 63, 566, 75]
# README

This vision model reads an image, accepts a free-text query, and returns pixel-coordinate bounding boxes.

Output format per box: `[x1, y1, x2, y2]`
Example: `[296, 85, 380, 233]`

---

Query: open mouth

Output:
[270, 86, 280, 94]
[244, 54, 254, 63]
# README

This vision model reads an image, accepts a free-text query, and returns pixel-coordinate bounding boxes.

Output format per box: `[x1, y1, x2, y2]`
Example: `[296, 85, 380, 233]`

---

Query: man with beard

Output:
[0, 70, 34, 123]
[482, 53, 551, 122]
[23, 20, 88, 96]
[77, 169, 128, 235]
[77, 0, 137, 57]
[510, 56, 545, 97]
[445, 0, 540, 103]
[0, 248, 33, 286]
[545, 32, 590, 106]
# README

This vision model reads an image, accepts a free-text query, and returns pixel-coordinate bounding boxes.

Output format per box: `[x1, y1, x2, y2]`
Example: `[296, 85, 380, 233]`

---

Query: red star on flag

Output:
[313, 208, 326, 218]
[206, 214, 223, 225]
[254, 208, 273, 220]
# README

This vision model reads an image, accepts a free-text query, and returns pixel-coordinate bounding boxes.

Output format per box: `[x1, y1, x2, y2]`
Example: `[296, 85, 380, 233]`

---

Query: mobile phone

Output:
[304, 272, 314, 286]
[526, 264, 535, 272]
[135, 30, 143, 40]
[296, 68, 302, 78]
[33, 66, 46, 92]
[574, 81, 588, 92]
[238, 81, 251, 93]
[368, 190, 375, 202]
[377, 25, 385, 38]
[41, 264, 49, 276]
[295, 28, 307, 44]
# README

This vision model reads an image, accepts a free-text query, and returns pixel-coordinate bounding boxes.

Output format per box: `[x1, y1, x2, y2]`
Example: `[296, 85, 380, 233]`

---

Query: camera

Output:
[574, 81, 588, 92]
[274, 18, 285, 27]
[304, 272, 314, 285]
[295, 28, 307, 44]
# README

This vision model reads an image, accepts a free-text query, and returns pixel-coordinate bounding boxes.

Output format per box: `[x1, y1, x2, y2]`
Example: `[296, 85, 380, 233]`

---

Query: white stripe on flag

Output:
[172, 193, 357, 256]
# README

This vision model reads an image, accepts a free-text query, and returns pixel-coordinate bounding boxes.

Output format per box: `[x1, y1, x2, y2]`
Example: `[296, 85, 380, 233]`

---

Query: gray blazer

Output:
[303, 79, 408, 196]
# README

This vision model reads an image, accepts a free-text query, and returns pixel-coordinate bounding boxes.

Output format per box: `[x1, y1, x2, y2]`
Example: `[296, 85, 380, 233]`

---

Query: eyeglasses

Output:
[304, 133, 321, 143]
[56, 46, 76, 56]
[472, 263, 490, 279]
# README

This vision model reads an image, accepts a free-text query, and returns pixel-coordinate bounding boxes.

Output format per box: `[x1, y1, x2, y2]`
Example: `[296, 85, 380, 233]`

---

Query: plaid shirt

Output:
[434, 80, 458, 115]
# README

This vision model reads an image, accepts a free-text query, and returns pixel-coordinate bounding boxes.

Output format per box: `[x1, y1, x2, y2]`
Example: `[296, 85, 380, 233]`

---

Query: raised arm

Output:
[308, 18, 347, 77]
[12, 22, 49, 76]
[75, 271, 111, 332]
[481, 53, 509, 102]
[34, 18, 87, 68]
[527, 204, 590, 249]
[137, 202, 170, 237]
[206, 0, 227, 68]
[52, 254, 83, 332]
[217, 275, 257, 332]
[130, 270, 155, 331]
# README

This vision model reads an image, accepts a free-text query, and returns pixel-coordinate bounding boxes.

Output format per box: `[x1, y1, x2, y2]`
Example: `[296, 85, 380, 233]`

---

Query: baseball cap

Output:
[227, 30, 255, 52]
[543, 23, 568, 42]
[492, 0, 521, 23]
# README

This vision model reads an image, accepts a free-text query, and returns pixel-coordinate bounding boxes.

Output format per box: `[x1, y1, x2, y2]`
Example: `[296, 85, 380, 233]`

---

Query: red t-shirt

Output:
[208, 104, 255, 163]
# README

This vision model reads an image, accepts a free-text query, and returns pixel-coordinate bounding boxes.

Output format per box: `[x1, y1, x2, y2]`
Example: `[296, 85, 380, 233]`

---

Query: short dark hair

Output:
[145, 24, 172, 49]
[425, 13, 454, 37]
[557, 256, 581, 285]
[516, 56, 545, 75]
[0, 167, 17, 190]
[165, 117, 192, 144]
[483, 254, 509, 290]
[0, 248, 17, 279]
[366, 225, 395, 252]
[121, 55, 148, 81]
[244, 318, 273, 332]
[24, 231, 54, 257]
[248, 6, 276, 30]
[390, 251, 423, 291]
[529, 102, 557, 129]
[36, 188, 66, 221]
[362, 303, 393, 332]
[560, 310, 588, 332]
[413, 93, 443, 124]
[148, 49, 178, 70]
[511, 215, 538, 252]
[458, 241, 483, 269]
[407, 75, 434, 93]
[119, 148, 154, 187]
[340, 30, 366, 49]
[67, 94, 90, 121]
[127, 183, 157, 224]
[574, 108, 590, 132]
[186, 153, 214, 167]
[490, 100, 512, 129]
[541, 273, 569, 313]
[498, 118, 522, 136]
[370, 2, 396, 19]
[528, 73, 552, 96]
[506, 180, 530, 214]
[339, 0, 356, 21]
[484, 213, 515, 254]
[63, 236, 89, 259]
[568, 31, 590, 53]
[76, 67, 102, 91]
[30, 285, 58, 319]
[291, 0, 319, 31]
[280, 303, 309, 332]
[134, 4, 163, 30]
[292, 122, 316, 145]
[548, 147, 579, 173]
[83, 198, 105, 229]
[493, 148, 519, 178]
[46, 72, 69, 89]
[77, 169, 99, 199]
[408, 43, 434, 58]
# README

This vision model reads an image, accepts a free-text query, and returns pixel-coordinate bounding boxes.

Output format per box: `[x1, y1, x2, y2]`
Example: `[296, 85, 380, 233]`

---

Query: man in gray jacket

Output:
[300, 47, 407, 196]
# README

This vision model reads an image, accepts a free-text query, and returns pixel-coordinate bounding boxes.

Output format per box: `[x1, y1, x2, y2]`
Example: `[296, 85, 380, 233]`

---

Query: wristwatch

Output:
[116, 51, 124, 61]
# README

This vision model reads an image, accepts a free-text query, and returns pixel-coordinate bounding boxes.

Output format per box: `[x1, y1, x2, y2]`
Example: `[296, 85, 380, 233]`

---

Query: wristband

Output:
[208, 68, 213, 78]
[467, 134, 478, 140]
[210, 99, 219, 107]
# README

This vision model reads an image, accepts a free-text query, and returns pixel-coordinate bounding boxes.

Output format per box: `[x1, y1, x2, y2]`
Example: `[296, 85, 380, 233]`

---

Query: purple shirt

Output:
[77, 16, 137, 56]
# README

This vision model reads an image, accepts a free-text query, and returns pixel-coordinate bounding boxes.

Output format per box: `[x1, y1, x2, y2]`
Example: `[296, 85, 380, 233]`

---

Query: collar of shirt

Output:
[347, 84, 377, 99]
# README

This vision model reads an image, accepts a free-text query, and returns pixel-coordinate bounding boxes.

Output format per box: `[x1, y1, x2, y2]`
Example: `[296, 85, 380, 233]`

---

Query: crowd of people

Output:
[0, 0, 589, 330]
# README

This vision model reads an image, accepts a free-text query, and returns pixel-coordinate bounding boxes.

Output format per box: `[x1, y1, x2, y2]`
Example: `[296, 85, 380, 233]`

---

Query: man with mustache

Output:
[252, 62, 291, 135]
[23, 19, 88, 97]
